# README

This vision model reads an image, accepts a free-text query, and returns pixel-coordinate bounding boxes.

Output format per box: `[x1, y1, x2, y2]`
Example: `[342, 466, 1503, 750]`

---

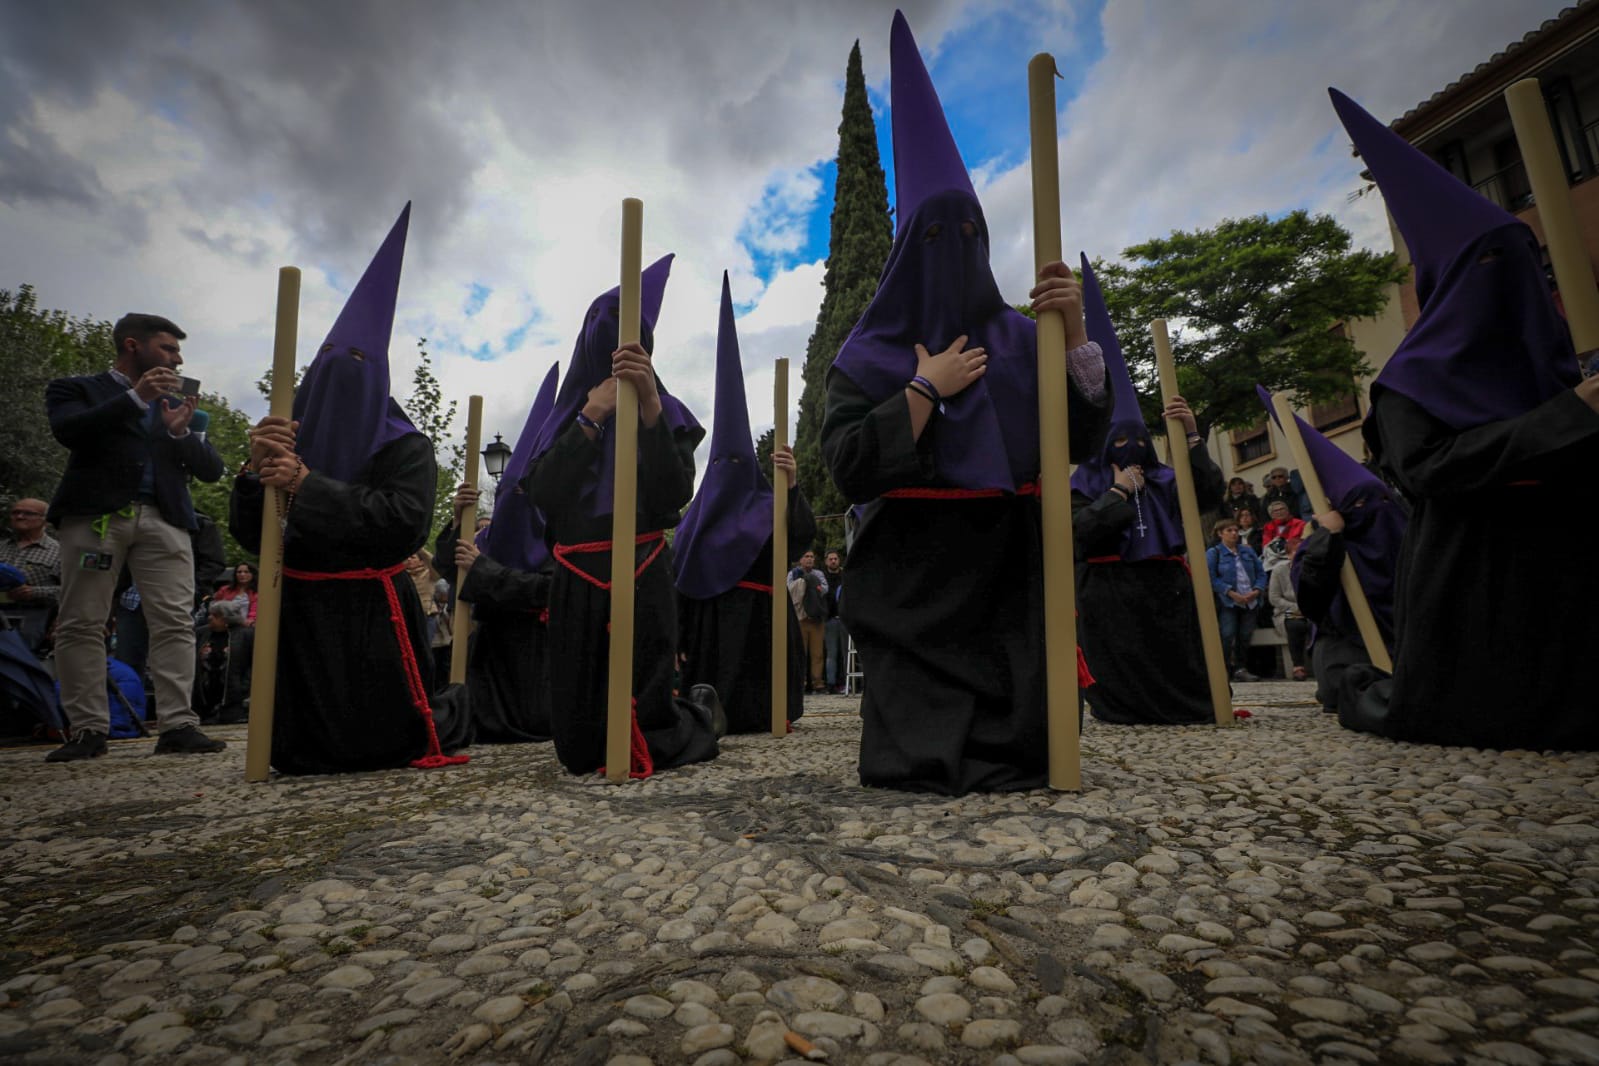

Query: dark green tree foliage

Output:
[754, 427, 774, 476]
[1, 285, 109, 503]
[1094, 211, 1407, 434]
[793, 41, 894, 520]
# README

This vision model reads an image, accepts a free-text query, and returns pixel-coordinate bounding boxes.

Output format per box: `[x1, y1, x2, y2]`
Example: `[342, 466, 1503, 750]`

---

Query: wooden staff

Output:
[449, 395, 483, 684]
[605, 199, 644, 783]
[1028, 53, 1080, 791]
[245, 266, 300, 783]
[770, 358, 791, 737]
[1270, 393, 1393, 673]
[1505, 78, 1599, 355]
[1152, 321, 1232, 726]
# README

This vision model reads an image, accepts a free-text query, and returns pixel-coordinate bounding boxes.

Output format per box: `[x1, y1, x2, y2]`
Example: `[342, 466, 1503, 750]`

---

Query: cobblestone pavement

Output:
[3, 683, 1598, 1066]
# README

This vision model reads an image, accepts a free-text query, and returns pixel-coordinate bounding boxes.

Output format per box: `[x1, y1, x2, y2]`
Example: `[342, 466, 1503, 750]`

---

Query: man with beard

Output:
[44, 313, 226, 761]
[1329, 90, 1599, 749]
[822, 12, 1107, 795]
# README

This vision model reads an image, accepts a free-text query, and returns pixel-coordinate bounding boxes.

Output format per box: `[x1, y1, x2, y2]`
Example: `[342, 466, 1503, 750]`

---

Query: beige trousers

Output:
[56, 506, 198, 735]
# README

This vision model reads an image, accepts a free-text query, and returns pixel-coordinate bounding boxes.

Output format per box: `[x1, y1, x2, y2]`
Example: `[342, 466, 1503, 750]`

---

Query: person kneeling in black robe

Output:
[525, 255, 721, 777]
[232, 203, 470, 775]
[675, 274, 813, 734]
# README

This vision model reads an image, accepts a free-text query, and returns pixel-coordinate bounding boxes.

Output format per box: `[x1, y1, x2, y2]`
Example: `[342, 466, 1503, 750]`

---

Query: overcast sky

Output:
[0, 0, 1569, 470]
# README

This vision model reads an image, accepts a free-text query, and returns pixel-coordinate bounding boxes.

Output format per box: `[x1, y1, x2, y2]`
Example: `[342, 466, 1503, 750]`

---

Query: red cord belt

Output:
[282, 560, 468, 770]
[882, 480, 1040, 500]
[551, 531, 666, 590]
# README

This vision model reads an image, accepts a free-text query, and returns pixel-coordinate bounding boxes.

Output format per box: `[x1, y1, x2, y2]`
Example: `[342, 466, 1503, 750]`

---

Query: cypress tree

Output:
[792, 40, 893, 533]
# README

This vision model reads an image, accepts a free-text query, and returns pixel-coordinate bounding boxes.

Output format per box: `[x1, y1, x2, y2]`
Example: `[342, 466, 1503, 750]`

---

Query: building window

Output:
[1545, 77, 1594, 181]
[1311, 392, 1362, 433]
[1433, 139, 1472, 185]
[1232, 420, 1273, 466]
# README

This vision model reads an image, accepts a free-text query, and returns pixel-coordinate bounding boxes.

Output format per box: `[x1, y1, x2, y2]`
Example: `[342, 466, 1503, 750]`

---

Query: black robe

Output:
[1343, 389, 1599, 750]
[527, 418, 719, 775]
[459, 553, 553, 743]
[1292, 527, 1372, 714]
[677, 487, 815, 734]
[230, 433, 471, 774]
[1072, 442, 1223, 725]
[822, 373, 1107, 796]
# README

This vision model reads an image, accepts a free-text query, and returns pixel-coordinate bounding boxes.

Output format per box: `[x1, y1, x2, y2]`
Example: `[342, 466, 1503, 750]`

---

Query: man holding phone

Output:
[43, 313, 227, 762]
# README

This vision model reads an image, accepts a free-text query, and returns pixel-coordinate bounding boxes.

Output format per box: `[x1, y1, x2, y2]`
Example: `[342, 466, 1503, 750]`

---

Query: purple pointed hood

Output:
[1330, 88, 1578, 430]
[1259, 383, 1402, 643]
[528, 253, 702, 518]
[673, 273, 775, 599]
[293, 203, 421, 482]
[830, 10, 1037, 491]
[1069, 255, 1185, 559]
[479, 363, 560, 571]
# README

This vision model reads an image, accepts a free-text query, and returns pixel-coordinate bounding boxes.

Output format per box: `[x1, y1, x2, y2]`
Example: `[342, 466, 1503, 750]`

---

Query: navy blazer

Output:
[46, 372, 225, 531]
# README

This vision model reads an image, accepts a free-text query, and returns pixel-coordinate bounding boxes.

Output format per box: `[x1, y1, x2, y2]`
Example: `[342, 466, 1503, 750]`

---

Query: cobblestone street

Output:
[3, 683, 1598, 1065]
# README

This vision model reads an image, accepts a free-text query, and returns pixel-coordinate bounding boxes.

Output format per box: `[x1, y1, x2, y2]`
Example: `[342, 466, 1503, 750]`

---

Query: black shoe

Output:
[688, 684, 728, 739]
[154, 725, 227, 754]
[46, 729, 108, 763]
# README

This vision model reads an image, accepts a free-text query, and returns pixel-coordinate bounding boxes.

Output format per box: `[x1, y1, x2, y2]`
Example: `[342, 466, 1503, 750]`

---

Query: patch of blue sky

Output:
[738, 166, 828, 291]
[463, 282, 491, 317]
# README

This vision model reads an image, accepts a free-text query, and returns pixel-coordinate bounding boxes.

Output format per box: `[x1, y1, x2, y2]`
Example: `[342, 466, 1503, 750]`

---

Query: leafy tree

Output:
[1, 285, 109, 504]
[754, 427, 774, 476]
[793, 41, 894, 520]
[402, 339, 463, 535]
[1094, 211, 1407, 434]
[188, 393, 257, 565]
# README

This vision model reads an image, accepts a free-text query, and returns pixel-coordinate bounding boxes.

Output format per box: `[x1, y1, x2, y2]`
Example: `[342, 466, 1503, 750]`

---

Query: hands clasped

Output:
[248, 415, 308, 492]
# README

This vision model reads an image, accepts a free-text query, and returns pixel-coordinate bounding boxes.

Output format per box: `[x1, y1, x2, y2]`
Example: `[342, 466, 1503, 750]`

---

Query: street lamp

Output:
[482, 433, 513, 482]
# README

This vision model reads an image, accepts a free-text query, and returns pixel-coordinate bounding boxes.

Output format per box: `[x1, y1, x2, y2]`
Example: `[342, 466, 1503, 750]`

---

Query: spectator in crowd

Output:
[1220, 478, 1260, 526]
[1261, 499, 1306, 555]
[1268, 554, 1310, 681]
[429, 579, 452, 691]
[0, 498, 61, 653]
[822, 549, 847, 694]
[193, 596, 251, 724]
[1260, 467, 1297, 516]
[524, 253, 722, 777]
[1234, 506, 1263, 554]
[787, 549, 829, 695]
[1207, 518, 1266, 682]
[211, 562, 258, 625]
[43, 311, 227, 762]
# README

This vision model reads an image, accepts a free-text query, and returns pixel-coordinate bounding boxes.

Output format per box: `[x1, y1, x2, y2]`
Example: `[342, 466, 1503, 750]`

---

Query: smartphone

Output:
[179, 376, 202, 397]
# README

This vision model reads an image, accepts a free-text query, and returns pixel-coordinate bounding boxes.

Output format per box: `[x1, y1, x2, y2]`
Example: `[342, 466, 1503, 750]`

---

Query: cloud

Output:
[1, 0, 1571, 481]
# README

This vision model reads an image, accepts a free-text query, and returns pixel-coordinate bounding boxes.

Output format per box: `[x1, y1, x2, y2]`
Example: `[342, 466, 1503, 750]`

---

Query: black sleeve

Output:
[229, 474, 265, 554]
[459, 552, 551, 610]
[1067, 372, 1110, 464]
[527, 420, 596, 519]
[788, 487, 817, 550]
[1071, 489, 1134, 557]
[1189, 443, 1226, 513]
[286, 434, 439, 560]
[822, 371, 933, 503]
[1293, 527, 1344, 626]
[191, 517, 228, 591]
[434, 521, 462, 576]
[639, 419, 698, 516]
[1374, 388, 1599, 498]
[167, 431, 225, 483]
